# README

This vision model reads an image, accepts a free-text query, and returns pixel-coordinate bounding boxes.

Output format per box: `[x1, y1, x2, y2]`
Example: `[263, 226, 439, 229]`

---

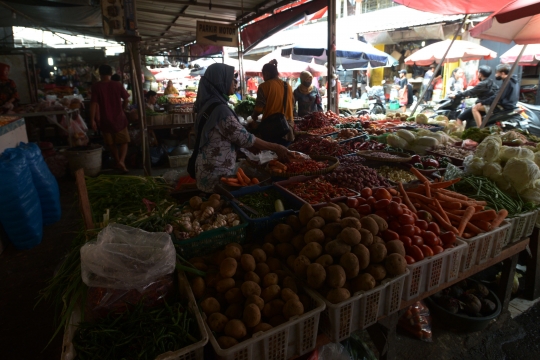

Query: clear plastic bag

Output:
[69, 121, 89, 147]
[398, 300, 432, 342]
[80, 224, 176, 290]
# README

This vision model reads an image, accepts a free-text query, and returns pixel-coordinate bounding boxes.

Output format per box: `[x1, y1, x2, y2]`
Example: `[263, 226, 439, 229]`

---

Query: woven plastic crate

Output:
[168, 152, 192, 168]
[402, 239, 467, 301]
[319, 270, 408, 342]
[61, 271, 208, 360]
[459, 221, 511, 272]
[205, 287, 325, 360]
[505, 210, 538, 245]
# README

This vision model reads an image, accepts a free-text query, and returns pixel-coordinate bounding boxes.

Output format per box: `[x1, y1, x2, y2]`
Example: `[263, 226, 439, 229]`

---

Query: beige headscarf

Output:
[298, 71, 313, 95]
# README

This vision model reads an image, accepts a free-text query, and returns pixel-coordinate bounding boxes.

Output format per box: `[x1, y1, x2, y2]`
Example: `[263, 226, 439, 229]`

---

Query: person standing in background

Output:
[293, 71, 323, 117]
[447, 68, 465, 96]
[164, 80, 179, 96]
[421, 64, 435, 103]
[0, 63, 19, 114]
[247, 77, 258, 96]
[90, 64, 130, 173]
[396, 69, 413, 112]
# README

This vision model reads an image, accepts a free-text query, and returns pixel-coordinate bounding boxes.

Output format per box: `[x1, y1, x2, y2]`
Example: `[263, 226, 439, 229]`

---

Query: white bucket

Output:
[66, 145, 102, 177]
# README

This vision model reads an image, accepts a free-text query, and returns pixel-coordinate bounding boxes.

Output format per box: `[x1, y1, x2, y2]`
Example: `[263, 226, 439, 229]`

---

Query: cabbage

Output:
[534, 152, 540, 168]
[435, 115, 449, 123]
[416, 136, 439, 147]
[463, 155, 485, 176]
[498, 146, 534, 162]
[520, 180, 540, 204]
[483, 162, 503, 181]
[416, 113, 429, 124]
[405, 143, 430, 155]
[502, 158, 540, 193]
[387, 134, 408, 149]
[524, 145, 537, 152]
[475, 135, 502, 163]
[396, 129, 416, 144]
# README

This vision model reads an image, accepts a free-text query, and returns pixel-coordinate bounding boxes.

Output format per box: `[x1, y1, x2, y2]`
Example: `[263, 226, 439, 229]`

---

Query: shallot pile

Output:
[324, 164, 391, 191]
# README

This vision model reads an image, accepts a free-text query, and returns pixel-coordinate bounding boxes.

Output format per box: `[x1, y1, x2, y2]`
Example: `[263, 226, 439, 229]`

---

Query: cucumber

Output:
[274, 199, 284, 212]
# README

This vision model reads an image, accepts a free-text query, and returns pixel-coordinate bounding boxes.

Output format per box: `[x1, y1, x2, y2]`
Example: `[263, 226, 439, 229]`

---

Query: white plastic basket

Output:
[459, 221, 511, 272]
[319, 270, 408, 343]
[505, 210, 538, 246]
[402, 239, 467, 302]
[206, 287, 325, 360]
[61, 272, 208, 360]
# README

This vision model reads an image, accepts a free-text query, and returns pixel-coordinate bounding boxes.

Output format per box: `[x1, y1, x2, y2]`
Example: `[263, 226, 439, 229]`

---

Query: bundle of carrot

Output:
[268, 160, 288, 174]
[397, 167, 508, 239]
[220, 168, 259, 187]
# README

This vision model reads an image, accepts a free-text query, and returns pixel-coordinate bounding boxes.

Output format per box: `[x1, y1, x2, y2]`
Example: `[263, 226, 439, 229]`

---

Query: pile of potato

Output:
[188, 243, 312, 350]
[268, 202, 408, 304]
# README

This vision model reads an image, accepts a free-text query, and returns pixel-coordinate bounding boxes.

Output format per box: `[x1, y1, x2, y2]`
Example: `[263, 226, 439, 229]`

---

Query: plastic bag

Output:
[398, 300, 432, 342]
[0, 148, 43, 249]
[80, 223, 176, 290]
[444, 163, 465, 180]
[74, 114, 88, 131]
[69, 121, 89, 147]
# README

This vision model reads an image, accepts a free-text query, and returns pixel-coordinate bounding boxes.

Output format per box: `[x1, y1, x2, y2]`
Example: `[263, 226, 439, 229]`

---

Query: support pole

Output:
[409, 15, 469, 117]
[481, 44, 527, 128]
[352, 70, 358, 99]
[238, 29, 246, 98]
[327, 0, 337, 112]
[536, 74, 540, 105]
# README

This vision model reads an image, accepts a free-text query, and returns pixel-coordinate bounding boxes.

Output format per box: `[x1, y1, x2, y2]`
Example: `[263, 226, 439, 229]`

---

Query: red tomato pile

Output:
[346, 188, 458, 265]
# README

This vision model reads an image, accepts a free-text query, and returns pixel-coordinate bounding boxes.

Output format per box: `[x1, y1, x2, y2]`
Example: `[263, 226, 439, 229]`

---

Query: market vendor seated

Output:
[164, 80, 179, 96]
[0, 62, 19, 114]
[145, 90, 159, 112]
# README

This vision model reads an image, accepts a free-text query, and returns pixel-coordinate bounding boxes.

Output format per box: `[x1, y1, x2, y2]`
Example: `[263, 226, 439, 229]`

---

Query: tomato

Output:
[443, 243, 455, 249]
[375, 210, 388, 221]
[361, 188, 372, 198]
[400, 224, 416, 237]
[399, 203, 408, 209]
[367, 196, 377, 208]
[387, 201, 404, 216]
[391, 196, 402, 204]
[388, 188, 398, 196]
[382, 230, 399, 242]
[415, 219, 428, 231]
[374, 188, 392, 201]
[398, 214, 415, 225]
[432, 245, 444, 255]
[357, 204, 372, 215]
[355, 197, 367, 206]
[414, 226, 422, 235]
[412, 212, 419, 221]
[389, 220, 401, 232]
[347, 197, 359, 208]
[412, 235, 424, 247]
[375, 199, 391, 210]
[421, 245, 434, 258]
[417, 210, 433, 222]
[421, 231, 438, 247]
[440, 231, 456, 245]
[406, 245, 424, 261]
[404, 255, 416, 264]
[427, 222, 440, 235]
[400, 235, 413, 247]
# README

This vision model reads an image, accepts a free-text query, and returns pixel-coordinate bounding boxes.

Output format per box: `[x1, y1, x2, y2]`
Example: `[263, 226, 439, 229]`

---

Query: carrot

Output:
[457, 206, 475, 236]
[410, 166, 430, 183]
[398, 182, 417, 213]
[439, 201, 462, 210]
[462, 233, 473, 239]
[429, 178, 461, 189]
[434, 192, 487, 207]
[471, 220, 492, 232]
[434, 199, 450, 224]
[447, 209, 466, 215]
[491, 209, 509, 228]
[407, 192, 433, 203]
[236, 171, 247, 186]
[424, 181, 431, 198]
[388, 188, 398, 196]
[237, 168, 250, 184]
[446, 212, 462, 222]
[473, 205, 485, 212]
[465, 222, 485, 235]
[269, 160, 287, 171]
[407, 186, 426, 194]
[251, 178, 260, 185]
[471, 210, 497, 222]
[437, 189, 469, 200]
[418, 203, 459, 234]
[222, 177, 239, 183]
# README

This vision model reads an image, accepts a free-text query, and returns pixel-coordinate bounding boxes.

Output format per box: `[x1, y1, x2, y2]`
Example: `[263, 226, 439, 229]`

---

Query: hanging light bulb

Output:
[48, 57, 54, 66]
[421, 41, 425, 47]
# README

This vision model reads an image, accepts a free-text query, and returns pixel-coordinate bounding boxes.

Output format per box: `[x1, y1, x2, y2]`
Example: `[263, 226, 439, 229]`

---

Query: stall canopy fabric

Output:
[500, 44, 540, 66]
[244, 50, 327, 77]
[469, 0, 540, 44]
[392, 0, 513, 15]
[404, 40, 497, 66]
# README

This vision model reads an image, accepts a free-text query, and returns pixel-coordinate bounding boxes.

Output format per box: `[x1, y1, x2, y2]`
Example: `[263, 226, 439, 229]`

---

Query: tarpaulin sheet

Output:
[0, 2, 102, 28]
[393, 0, 512, 15]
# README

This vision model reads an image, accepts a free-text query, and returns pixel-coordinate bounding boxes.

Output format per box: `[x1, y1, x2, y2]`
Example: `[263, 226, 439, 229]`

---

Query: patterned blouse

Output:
[196, 115, 255, 192]
[0, 79, 19, 108]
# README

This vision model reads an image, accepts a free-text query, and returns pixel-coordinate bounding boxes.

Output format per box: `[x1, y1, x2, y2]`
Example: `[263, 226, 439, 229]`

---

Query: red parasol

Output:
[392, 0, 512, 15]
[404, 40, 497, 66]
[500, 44, 540, 66]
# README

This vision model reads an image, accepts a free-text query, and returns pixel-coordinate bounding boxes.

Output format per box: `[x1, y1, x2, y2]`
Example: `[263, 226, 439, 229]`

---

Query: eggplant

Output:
[449, 285, 464, 298]
[437, 295, 460, 314]
[462, 294, 482, 316]
[480, 299, 497, 316]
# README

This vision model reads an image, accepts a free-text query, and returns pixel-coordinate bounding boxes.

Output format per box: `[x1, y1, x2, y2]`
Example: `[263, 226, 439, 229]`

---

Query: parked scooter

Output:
[496, 102, 540, 136]
[420, 96, 464, 120]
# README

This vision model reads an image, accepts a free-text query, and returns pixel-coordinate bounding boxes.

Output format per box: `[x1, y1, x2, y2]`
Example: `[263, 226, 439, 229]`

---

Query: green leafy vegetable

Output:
[234, 96, 256, 117]
[461, 127, 491, 143]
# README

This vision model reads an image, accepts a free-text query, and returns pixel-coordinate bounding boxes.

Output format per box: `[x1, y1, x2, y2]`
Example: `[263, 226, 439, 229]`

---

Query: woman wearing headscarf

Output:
[293, 71, 323, 117]
[250, 60, 295, 146]
[0, 63, 19, 113]
[164, 80, 179, 96]
[193, 63, 289, 193]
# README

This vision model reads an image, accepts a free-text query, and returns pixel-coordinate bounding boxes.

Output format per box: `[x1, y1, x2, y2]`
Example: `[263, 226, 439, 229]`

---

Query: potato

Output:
[307, 263, 326, 289]
[367, 264, 387, 281]
[225, 288, 244, 304]
[192, 262, 208, 272]
[262, 299, 285, 318]
[369, 243, 387, 263]
[300, 242, 323, 261]
[344, 208, 361, 219]
[359, 229, 374, 247]
[336, 202, 349, 214]
[286, 255, 297, 270]
[304, 228, 325, 244]
[326, 265, 346, 289]
[360, 217, 379, 236]
[275, 270, 287, 283]
[262, 243, 275, 257]
[340, 217, 362, 230]
[282, 276, 298, 293]
[292, 235, 305, 251]
[273, 224, 294, 243]
[244, 271, 260, 284]
[315, 254, 333, 268]
[338, 227, 361, 246]
[252, 248, 267, 263]
[385, 240, 406, 257]
[224, 319, 247, 340]
[263, 273, 279, 287]
[208, 312, 228, 332]
[293, 255, 311, 278]
[223, 246, 241, 261]
[220, 258, 238, 278]
[206, 272, 220, 288]
[212, 251, 226, 266]
[281, 288, 300, 302]
[226, 242, 243, 253]
[241, 281, 261, 297]
[245, 295, 265, 310]
[261, 284, 281, 303]
[326, 288, 351, 304]
[322, 223, 343, 239]
[325, 240, 351, 258]
[299, 203, 316, 225]
[283, 299, 304, 319]
[189, 196, 203, 210]
[191, 277, 205, 299]
[216, 278, 235, 293]
[252, 323, 273, 333]
[225, 304, 243, 319]
[373, 236, 385, 245]
[319, 207, 341, 223]
[286, 214, 302, 231]
[385, 253, 407, 276]
[243, 304, 262, 328]
[255, 262, 271, 278]
[264, 234, 277, 245]
[352, 244, 370, 270]
[368, 214, 388, 232]
[217, 336, 238, 349]
[340, 253, 360, 279]
[209, 193, 221, 201]
[351, 273, 376, 292]
[325, 202, 343, 217]
[240, 254, 256, 272]
[275, 243, 295, 260]
[268, 315, 287, 327]
[306, 216, 325, 231]
[200, 297, 220, 315]
[266, 257, 282, 272]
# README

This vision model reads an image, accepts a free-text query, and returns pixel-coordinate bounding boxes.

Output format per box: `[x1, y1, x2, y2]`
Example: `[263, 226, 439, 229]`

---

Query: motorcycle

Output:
[420, 96, 464, 120]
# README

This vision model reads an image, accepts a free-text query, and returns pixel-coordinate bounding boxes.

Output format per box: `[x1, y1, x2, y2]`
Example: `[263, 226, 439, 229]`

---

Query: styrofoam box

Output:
[206, 287, 325, 360]
[459, 221, 511, 272]
[402, 239, 467, 302]
[319, 270, 408, 343]
[504, 210, 538, 246]
[61, 272, 208, 360]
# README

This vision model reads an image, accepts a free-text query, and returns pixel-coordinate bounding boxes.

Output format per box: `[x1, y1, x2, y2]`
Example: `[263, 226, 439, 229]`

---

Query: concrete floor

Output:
[2, 175, 540, 360]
